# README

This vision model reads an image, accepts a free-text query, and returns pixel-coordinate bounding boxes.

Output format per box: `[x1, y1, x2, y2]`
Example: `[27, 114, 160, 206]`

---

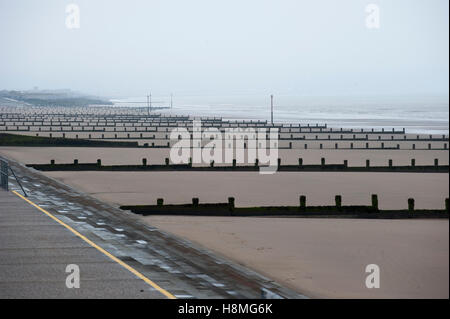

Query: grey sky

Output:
[0, 0, 448, 98]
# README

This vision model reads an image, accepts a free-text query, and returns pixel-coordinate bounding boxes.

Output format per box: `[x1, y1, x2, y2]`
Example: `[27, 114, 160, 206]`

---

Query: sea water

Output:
[112, 94, 449, 134]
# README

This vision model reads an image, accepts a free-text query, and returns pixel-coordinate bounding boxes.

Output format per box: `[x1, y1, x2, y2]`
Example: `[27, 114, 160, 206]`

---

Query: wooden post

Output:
[228, 197, 235, 211]
[299, 195, 306, 209]
[408, 198, 414, 212]
[371, 194, 378, 210]
[335, 195, 342, 209]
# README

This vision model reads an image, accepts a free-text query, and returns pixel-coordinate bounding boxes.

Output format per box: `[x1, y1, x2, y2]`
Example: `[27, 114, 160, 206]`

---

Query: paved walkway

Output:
[0, 157, 303, 299]
[0, 190, 166, 298]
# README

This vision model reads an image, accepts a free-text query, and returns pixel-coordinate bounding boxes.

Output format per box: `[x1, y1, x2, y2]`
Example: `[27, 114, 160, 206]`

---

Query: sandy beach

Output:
[40, 171, 449, 209]
[0, 146, 448, 167]
[142, 216, 449, 298]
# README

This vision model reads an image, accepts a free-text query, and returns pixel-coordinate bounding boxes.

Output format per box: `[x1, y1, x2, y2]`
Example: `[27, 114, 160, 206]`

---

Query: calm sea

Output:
[112, 94, 449, 134]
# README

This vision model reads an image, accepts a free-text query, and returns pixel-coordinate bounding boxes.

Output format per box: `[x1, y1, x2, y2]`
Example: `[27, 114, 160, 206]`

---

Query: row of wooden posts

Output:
[26, 131, 448, 151]
[7, 126, 446, 139]
[49, 157, 443, 167]
[155, 196, 450, 212]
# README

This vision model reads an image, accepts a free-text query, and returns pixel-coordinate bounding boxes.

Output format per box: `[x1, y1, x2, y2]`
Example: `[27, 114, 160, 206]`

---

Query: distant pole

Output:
[147, 94, 150, 116]
[270, 94, 274, 125]
[170, 93, 173, 109]
[149, 93, 152, 113]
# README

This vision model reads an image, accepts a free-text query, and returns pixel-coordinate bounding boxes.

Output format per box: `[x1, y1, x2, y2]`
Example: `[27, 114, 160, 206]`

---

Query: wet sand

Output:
[40, 171, 448, 209]
[142, 216, 449, 299]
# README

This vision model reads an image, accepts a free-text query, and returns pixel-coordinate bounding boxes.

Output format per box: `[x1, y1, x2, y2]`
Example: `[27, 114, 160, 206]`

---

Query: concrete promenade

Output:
[0, 190, 166, 298]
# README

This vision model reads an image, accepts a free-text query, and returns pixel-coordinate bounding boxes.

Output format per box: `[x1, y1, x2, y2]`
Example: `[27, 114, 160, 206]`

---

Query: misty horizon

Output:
[0, 0, 448, 99]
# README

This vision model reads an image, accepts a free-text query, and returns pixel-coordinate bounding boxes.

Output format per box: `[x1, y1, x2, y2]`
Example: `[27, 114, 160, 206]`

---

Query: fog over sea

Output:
[111, 94, 449, 135]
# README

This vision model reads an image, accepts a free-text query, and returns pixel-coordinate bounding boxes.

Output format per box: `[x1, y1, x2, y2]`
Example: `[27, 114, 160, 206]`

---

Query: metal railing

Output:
[0, 157, 27, 196]
[0, 157, 8, 191]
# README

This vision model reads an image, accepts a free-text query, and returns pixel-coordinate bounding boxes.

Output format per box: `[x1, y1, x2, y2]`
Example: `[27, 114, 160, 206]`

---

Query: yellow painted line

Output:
[12, 190, 176, 299]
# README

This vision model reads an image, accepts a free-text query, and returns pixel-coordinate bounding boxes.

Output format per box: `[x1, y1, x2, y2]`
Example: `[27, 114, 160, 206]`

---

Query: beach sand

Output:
[142, 216, 449, 299]
[40, 171, 449, 209]
[0, 146, 448, 166]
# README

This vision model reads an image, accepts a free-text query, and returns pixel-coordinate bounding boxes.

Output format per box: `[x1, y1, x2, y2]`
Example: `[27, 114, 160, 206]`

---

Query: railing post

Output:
[0, 158, 9, 191]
